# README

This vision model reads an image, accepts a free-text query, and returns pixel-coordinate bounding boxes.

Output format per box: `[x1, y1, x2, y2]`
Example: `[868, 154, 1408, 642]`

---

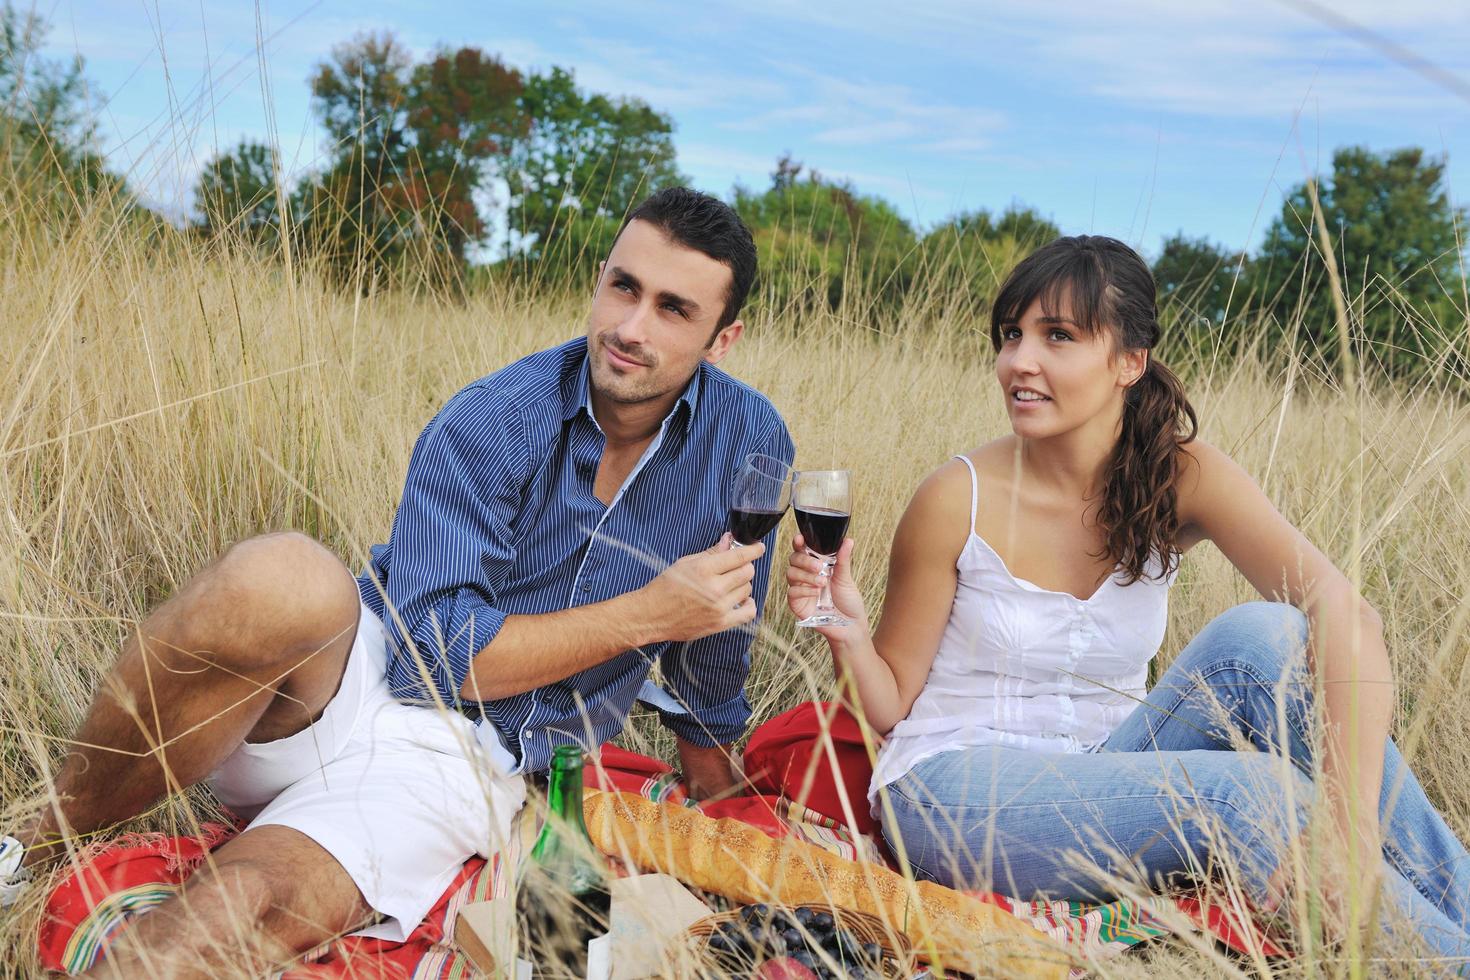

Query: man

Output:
[2, 187, 794, 977]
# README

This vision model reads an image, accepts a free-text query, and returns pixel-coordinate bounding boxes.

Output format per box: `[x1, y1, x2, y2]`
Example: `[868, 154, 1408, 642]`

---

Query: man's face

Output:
[586, 219, 743, 408]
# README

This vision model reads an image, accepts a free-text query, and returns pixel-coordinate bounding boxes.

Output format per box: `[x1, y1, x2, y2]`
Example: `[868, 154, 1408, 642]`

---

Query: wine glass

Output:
[793, 469, 852, 628]
[727, 453, 792, 546]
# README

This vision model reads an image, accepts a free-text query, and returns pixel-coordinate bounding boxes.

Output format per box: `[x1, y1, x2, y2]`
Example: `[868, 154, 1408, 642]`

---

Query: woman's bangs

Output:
[992, 245, 1110, 344]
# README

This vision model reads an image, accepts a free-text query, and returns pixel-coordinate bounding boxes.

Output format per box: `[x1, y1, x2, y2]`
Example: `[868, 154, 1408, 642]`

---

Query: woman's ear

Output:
[1121, 348, 1149, 389]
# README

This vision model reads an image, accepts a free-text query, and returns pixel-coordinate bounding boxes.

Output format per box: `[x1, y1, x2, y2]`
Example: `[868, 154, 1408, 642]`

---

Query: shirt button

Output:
[581, 583, 592, 593]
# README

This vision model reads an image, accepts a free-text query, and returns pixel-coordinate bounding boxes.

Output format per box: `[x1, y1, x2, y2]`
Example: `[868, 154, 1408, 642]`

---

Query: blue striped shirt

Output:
[357, 337, 795, 774]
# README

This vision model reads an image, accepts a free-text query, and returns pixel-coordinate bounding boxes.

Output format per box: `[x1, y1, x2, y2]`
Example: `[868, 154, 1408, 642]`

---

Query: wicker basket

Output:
[668, 904, 916, 979]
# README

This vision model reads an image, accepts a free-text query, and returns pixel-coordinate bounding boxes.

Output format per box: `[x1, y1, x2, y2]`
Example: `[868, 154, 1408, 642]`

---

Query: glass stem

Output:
[815, 552, 837, 613]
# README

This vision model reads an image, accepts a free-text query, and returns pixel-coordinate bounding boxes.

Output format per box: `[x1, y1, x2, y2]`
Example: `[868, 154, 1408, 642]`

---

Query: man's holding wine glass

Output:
[3, 187, 793, 978]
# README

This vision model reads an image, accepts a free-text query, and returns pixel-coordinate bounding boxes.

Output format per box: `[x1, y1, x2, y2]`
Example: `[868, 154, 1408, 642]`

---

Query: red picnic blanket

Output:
[37, 702, 1285, 977]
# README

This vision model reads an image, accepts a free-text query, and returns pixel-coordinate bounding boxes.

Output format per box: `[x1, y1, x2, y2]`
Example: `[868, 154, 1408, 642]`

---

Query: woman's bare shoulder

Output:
[898, 444, 1004, 550]
[1175, 437, 1259, 530]
[909, 453, 975, 517]
[960, 436, 1019, 482]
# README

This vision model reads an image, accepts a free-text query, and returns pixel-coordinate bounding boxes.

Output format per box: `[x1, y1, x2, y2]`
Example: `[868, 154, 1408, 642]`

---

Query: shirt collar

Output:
[563, 349, 702, 437]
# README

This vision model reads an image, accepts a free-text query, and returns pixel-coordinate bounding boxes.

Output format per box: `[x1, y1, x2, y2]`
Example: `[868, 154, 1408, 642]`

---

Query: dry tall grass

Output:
[1, 184, 1469, 978]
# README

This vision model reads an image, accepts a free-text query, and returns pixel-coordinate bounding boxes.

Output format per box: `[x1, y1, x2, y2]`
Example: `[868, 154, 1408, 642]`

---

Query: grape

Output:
[790, 949, 819, 970]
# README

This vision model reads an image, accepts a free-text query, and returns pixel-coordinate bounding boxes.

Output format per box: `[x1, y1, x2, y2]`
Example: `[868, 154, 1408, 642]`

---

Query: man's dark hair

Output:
[622, 186, 757, 329]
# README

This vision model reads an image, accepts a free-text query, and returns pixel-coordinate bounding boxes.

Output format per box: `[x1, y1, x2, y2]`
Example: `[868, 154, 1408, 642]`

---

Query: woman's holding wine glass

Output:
[792, 469, 852, 628]
[785, 235, 1470, 965]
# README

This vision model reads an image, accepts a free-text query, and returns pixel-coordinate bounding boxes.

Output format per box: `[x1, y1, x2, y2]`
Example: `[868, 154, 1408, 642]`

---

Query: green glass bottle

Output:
[516, 745, 611, 978]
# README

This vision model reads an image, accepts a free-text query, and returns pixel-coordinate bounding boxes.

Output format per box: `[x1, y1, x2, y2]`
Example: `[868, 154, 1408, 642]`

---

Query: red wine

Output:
[728, 507, 785, 545]
[795, 506, 850, 556]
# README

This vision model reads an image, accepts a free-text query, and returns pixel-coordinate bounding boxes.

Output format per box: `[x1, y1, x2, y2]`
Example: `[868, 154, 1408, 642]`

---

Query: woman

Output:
[786, 235, 1470, 964]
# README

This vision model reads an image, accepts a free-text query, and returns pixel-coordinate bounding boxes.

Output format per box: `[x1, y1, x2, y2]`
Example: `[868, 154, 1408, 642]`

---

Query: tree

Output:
[195, 139, 281, 244]
[735, 163, 919, 311]
[934, 205, 1060, 247]
[0, 2, 120, 208]
[1153, 233, 1243, 325]
[297, 32, 415, 283]
[503, 66, 684, 270]
[404, 47, 525, 264]
[296, 33, 525, 286]
[919, 204, 1060, 316]
[1254, 146, 1467, 375]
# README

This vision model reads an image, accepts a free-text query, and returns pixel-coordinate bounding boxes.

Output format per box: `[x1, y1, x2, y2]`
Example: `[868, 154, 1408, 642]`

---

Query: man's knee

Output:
[205, 532, 358, 657]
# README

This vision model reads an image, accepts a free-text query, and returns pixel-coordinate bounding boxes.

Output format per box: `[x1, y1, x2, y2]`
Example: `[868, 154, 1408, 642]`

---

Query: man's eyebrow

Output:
[608, 266, 702, 316]
[656, 289, 702, 315]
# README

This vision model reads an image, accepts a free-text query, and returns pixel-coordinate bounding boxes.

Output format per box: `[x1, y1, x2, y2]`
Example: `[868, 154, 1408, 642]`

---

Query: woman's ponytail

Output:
[1100, 357, 1197, 584]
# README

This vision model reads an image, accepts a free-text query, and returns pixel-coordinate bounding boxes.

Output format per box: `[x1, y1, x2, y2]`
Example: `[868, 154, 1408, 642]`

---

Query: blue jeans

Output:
[881, 602, 1470, 969]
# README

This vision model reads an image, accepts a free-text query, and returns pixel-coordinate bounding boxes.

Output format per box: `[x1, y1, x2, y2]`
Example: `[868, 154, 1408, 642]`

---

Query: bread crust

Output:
[584, 790, 1068, 979]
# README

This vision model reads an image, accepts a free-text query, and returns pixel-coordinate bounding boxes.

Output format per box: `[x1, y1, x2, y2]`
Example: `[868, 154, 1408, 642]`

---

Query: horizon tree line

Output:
[4, 5, 1466, 379]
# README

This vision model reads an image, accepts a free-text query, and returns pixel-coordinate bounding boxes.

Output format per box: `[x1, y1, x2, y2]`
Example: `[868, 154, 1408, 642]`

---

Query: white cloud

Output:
[719, 0, 1470, 122]
[718, 64, 1007, 155]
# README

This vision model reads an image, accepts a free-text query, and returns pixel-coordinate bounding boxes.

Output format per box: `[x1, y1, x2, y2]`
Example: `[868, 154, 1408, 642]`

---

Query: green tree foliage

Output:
[734, 158, 918, 311]
[1151, 233, 1255, 358]
[920, 204, 1060, 318]
[0, 2, 121, 212]
[503, 66, 683, 276]
[195, 139, 281, 244]
[1153, 234, 1240, 322]
[405, 46, 525, 263]
[295, 31, 414, 282]
[1254, 146, 1467, 375]
[290, 32, 523, 286]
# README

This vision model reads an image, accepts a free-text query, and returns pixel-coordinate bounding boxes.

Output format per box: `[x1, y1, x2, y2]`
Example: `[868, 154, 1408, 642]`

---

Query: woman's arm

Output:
[787, 460, 972, 735]
[1178, 440, 1393, 870]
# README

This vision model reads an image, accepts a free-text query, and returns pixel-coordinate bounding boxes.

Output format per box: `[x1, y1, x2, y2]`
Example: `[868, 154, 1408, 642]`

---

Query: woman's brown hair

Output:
[989, 235, 1198, 583]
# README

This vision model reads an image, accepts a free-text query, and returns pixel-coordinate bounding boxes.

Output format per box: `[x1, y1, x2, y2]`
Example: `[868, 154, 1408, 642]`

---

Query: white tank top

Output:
[868, 454, 1177, 810]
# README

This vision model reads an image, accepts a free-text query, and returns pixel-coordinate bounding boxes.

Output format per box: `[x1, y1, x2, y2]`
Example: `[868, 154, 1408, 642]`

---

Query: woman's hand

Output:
[785, 535, 869, 645]
[1262, 826, 1385, 942]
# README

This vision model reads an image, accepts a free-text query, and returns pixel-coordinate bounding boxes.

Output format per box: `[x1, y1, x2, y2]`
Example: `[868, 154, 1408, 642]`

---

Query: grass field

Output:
[1, 190, 1469, 978]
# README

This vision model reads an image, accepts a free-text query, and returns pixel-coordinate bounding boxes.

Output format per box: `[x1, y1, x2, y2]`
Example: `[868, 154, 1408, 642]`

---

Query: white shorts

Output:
[209, 605, 526, 942]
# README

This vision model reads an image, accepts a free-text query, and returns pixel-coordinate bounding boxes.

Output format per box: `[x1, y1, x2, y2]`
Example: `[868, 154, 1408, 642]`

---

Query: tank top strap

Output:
[952, 454, 978, 538]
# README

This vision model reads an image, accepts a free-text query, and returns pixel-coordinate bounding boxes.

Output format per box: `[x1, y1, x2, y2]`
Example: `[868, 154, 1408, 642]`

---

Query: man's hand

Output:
[677, 737, 741, 801]
[635, 534, 764, 643]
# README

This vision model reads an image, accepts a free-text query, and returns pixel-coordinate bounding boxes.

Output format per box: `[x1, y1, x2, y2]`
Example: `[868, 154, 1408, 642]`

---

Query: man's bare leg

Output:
[19, 530, 362, 865]
[80, 825, 372, 980]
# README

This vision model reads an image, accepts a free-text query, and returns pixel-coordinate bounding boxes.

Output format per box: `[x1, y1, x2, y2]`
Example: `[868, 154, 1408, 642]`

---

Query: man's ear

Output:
[704, 319, 744, 365]
[594, 259, 606, 295]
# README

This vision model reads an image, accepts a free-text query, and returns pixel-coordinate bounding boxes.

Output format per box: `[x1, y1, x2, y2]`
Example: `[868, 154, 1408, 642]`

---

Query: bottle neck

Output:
[529, 749, 597, 875]
[542, 758, 589, 842]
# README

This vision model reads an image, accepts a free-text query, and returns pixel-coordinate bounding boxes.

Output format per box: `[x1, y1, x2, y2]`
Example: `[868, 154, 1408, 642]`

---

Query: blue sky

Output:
[36, 0, 1470, 257]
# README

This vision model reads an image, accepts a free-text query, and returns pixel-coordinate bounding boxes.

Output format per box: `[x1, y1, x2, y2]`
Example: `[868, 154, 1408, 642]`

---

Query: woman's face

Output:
[994, 293, 1146, 440]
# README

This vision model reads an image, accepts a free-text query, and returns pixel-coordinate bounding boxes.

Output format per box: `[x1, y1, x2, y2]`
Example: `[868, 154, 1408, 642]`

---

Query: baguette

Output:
[584, 790, 1068, 979]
